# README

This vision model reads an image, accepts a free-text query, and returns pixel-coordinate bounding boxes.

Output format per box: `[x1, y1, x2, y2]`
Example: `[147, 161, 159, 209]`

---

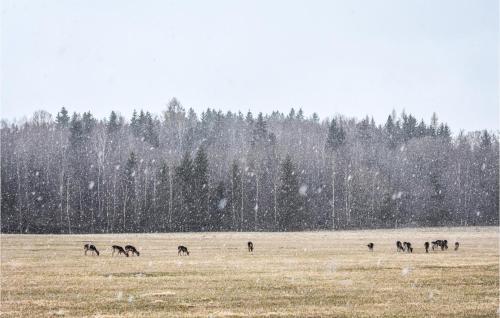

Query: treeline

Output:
[1, 98, 498, 233]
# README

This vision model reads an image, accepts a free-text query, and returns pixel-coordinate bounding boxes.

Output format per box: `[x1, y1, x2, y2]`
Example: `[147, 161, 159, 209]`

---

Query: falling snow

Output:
[299, 185, 308, 196]
[218, 198, 227, 210]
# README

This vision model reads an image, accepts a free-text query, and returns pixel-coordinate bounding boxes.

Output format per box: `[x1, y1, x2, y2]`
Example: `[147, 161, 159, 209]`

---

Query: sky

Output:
[1, 0, 498, 132]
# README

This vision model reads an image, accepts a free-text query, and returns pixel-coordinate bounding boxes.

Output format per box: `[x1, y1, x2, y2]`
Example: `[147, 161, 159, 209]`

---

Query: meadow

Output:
[1, 227, 498, 317]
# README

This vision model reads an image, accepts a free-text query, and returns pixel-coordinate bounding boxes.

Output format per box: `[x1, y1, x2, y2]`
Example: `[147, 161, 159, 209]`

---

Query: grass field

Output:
[1, 227, 499, 317]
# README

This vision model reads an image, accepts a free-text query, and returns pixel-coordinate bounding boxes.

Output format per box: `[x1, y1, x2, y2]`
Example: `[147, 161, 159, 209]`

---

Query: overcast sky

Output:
[1, 0, 498, 131]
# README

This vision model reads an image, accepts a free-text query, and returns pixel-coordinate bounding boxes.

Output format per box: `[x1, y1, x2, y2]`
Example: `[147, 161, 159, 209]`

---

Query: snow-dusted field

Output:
[1, 227, 498, 317]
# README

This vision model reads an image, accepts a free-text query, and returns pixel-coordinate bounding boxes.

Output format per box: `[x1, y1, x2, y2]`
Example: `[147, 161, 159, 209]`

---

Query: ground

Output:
[1, 227, 498, 317]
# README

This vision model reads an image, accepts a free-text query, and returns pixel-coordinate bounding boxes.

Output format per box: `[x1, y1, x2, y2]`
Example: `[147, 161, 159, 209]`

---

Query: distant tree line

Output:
[1, 99, 498, 233]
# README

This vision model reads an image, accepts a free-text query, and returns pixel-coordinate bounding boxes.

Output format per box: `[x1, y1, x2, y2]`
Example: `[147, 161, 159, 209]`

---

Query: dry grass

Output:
[1, 227, 498, 317]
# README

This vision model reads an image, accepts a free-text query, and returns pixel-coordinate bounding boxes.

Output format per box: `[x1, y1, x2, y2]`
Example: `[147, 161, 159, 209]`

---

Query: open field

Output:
[1, 227, 499, 317]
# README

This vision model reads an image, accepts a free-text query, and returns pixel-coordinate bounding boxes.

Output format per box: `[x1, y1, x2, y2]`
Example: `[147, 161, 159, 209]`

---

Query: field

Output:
[1, 227, 498, 317]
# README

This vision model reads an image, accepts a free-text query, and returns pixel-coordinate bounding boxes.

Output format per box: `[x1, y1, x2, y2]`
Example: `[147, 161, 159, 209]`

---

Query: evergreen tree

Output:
[175, 152, 194, 231]
[357, 117, 371, 141]
[211, 181, 229, 231]
[278, 155, 302, 231]
[429, 112, 439, 136]
[143, 112, 159, 147]
[81, 111, 95, 135]
[402, 114, 417, 141]
[254, 112, 268, 143]
[69, 113, 84, 149]
[416, 120, 427, 137]
[193, 147, 209, 230]
[326, 118, 345, 150]
[230, 160, 242, 230]
[437, 123, 451, 140]
[56, 107, 70, 128]
[107, 111, 120, 134]
[296, 108, 304, 121]
[385, 115, 399, 148]
[130, 110, 140, 137]
[480, 130, 491, 149]
[245, 111, 254, 124]
[428, 172, 449, 225]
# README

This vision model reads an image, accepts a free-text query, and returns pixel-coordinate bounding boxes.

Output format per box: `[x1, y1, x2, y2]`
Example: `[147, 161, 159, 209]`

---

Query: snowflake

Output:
[401, 266, 412, 276]
[299, 185, 308, 196]
[218, 198, 227, 210]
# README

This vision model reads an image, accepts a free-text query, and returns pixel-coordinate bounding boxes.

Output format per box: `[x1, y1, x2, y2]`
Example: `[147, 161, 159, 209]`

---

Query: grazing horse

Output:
[424, 242, 430, 253]
[125, 245, 140, 256]
[431, 240, 440, 251]
[247, 241, 254, 252]
[442, 240, 448, 250]
[84, 244, 99, 256]
[112, 245, 129, 257]
[403, 242, 413, 253]
[178, 246, 189, 256]
[432, 240, 448, 251]
[367, 243, 374, 251]
[396, 241, 404, 252]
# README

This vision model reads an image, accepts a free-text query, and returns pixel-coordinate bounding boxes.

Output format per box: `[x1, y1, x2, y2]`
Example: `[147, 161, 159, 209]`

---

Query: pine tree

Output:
[107, 111, 120, 134]
[175, 152, 194, 231]
[130, 110, 140, 137]
[81, 111, 95, 136]
[56, 107, 70, 128]
[429, 172, 449, 226]
[429, 113, 439, 136]
[357, 117, 371, 142]
[230, 160, 242, 230]
[437, 123, 451, 140]
[69, 113, 84, 149]
[385, 115, 399, 148]
[211, 181, 229, 231]
[416, 120, 427, 137]
[193, 147, 209, 230]
[296, 108, 304, 121]
[245, 111, 254, 124]
[326, 119, 345, 151]
[143, 112, 159, 147]
[278, 155, 302, 231]
[480, 130, 491, 150]
[253, 112, 268, 143]
[402, 114, 417, 141]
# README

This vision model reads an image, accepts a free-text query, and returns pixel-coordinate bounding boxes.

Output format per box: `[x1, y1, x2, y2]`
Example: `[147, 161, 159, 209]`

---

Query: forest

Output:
[1, 98, 498, 233]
